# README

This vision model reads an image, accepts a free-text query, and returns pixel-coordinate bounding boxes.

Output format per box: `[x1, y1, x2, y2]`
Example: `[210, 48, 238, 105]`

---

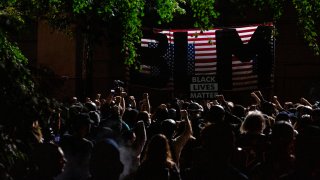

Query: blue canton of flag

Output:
[148, 42, 158, 48]
[147, 41, 161, 76]
[187, 44, 195, 76]
[252, 54, 258, 74]
[150, 66, 160, 76]
[164, 44, 175, 72]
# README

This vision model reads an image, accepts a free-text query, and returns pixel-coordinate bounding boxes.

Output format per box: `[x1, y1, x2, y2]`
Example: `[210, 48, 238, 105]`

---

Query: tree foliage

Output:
[1, 0, 320, 129]
[292, 0, 320, 55]
[1, 0, 320, 178]
[0, 30, 35, 125]
[0, 5, 62, 176]
[231, 0, 320, 55]
[1, 0, 218, 65]
[1, 0, 320, 64]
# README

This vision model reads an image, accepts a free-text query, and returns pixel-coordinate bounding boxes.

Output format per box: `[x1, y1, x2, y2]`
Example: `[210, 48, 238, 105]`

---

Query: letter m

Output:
[215, 26, 273, 90]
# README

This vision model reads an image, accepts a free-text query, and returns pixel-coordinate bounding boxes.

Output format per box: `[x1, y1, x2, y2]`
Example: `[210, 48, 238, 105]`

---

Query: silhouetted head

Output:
[85, 101, 97, 112]
[154, 108, 169, 122]
[260, 101, 277, 117]
[161, 119, 177, 139]
[32, 143, 66, 178]
[186, 102, 203, 119]
[187, 102, 203, 112]
[122, 108, 139, 128]
[271, 121, 294, 147]
[143, 134, 173, 165]
[121, 130, 136, 146]
[205, 105, 225, 124]
[294, 114, 312, 133]
[275, 111, 291, 122]
[300, 105, 313, 116]
[240, 110, 265, 134]
[89, 111, 100, 127]
[90, 139, 123, 180]
[73, 113, 93, 137]
[200, 123, 235, 162]
[137, 111, 151, 127]
[295, 125, 320, 175]
[168, 108, 177, 120]
[232, 104, 247, 119]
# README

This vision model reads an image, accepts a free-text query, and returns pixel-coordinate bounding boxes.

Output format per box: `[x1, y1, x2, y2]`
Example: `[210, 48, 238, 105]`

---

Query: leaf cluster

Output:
[1, 0, 221, 66]
[292, 0, 320, 55]
[231, 0, 320, 56]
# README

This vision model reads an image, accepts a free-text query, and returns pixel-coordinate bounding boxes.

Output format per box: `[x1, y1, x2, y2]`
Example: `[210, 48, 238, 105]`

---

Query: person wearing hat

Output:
[57, 113, 94, 180]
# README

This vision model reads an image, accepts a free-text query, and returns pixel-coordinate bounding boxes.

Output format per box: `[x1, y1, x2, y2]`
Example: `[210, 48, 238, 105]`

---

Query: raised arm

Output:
[140, 93, 150, 114]
[120, 91, 126, 112]
[300, 97, 312, 107]
[272, 96, 284, 111]
[254, 90, 265, 102]
[216, 94, 231, 113]
[128, 95, 137, 109]
[173, 110, 192, 165]
[251, 91, 261, 106]
[106, 91, 114, 105]
[133, 120, 147, 157]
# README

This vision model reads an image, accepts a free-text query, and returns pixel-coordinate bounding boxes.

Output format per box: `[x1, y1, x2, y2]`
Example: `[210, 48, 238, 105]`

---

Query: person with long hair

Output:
[134, 134, 181, 180]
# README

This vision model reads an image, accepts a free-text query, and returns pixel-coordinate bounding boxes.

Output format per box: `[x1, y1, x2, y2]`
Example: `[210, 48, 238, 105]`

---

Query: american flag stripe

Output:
[195, 50, 216, 54]
[233, 75, 258, 81]
[189, 25, 259, 91]
[195, 62, 216, 66]
[195, 46, 216, 49]
[195, 56, 217, 59]
[140, 65, 151, 74]
[141, 39, 158, 44]
[131, 24, 273, 91]
[231, 26, 259, 90]
[188, 29, 217, 78]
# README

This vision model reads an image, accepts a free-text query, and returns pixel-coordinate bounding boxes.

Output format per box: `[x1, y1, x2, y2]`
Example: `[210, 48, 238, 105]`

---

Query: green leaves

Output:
[0, 131, 27, 173]
[0, 0, 216, 66]
[73, 0, 92, 14]
[0, 30, 36, 127]
[119, 0, 145, 65]
[190, 0, 219, 29]
[234, 0, 320, 56]
[293, 0, 320, 55]
[2, 0, 320, 65]
[156, 0, 185, 24]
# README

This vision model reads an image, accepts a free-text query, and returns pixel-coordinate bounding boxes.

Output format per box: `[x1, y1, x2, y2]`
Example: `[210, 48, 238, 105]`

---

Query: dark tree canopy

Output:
[1, 1, 320, 179]
[1, 0, 320, 65]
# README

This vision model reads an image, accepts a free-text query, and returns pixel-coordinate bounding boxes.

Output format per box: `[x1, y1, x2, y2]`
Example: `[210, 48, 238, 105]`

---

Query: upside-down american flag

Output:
[131, 24, 274, 91]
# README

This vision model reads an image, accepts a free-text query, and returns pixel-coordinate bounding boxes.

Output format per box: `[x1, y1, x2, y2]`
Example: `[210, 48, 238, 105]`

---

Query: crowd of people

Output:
[2, 86, 320, 180]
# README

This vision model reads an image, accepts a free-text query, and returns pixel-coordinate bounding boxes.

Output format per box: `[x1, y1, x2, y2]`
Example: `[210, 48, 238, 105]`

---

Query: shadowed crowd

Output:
[2, 89, 320, 180]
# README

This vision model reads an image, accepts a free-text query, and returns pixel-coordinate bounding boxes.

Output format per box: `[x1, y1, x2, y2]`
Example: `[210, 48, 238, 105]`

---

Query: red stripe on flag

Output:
[189, 25, 259, 90]
[129, 24, 273, 91]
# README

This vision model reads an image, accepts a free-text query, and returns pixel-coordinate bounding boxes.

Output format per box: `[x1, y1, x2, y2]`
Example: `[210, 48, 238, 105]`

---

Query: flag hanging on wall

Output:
[187, 26, 264, 91]
[129, 23, 274, 92]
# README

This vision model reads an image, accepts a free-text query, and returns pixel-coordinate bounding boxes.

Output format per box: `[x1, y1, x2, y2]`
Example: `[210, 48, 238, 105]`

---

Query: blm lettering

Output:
[215, 26, 273, 90]
[190, 76, 217, 99]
